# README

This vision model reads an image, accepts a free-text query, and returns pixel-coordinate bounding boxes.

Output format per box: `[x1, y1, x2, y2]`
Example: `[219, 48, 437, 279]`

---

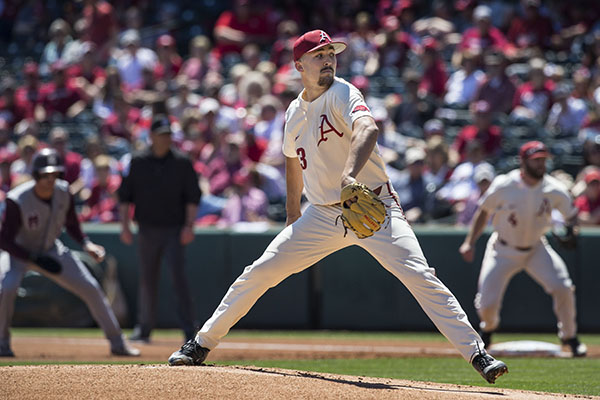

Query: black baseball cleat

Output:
[0, 344, 14, 357]
[168, 339, 210, 366]
[472, 352, 508, 384]
[111, 341, 141, 357]
[479, 330, 493, 349]
[128, 326, 151, 343]
[562, 337, 587, 357]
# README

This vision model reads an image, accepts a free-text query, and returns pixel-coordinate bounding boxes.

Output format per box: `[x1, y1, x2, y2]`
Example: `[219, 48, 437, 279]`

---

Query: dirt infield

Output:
[2, 336, 599, 399]
[3, 364, 597, 400]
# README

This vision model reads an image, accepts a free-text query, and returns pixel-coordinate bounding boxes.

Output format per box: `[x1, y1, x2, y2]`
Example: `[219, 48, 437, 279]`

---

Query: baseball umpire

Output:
[460, 141, 587, 357]
[0, 148, 139, 357]
[168, 30, 508, 384]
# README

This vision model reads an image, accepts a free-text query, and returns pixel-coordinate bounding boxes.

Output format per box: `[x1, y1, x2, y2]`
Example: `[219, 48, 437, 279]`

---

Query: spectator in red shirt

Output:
[270, 20, 299, 68]
[0, 78, 27, 128]
[203, 140, 248, 197]
[0, 149, 17, 192]
[219, 167, 269, 227]
[507, 0, 554, 51]
[452, 100, 502, 163]
[180, 35, 219, 90]
[80, 154, 121, 223]
[511, 57, 555, 123]
[15, 62, 42, 120]
[459, 5, 511, 54]
[212, 0, 271, 59]
[154, 35, 182, 83]
[48, 127, 83, 186]
[82, 0, 118, 63]
[418, 37, 447, 100]
[575, 168, 600, 225]
[100, 93, 142, 142]
[475, 52, 517, 115]
[68, 41, 107, 102]
[366, 15, 414, 77]
[36, 61, 86, 122]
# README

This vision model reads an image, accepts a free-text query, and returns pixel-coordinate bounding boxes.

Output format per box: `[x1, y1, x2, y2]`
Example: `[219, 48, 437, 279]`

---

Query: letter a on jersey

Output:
[317, 114, 343, 146]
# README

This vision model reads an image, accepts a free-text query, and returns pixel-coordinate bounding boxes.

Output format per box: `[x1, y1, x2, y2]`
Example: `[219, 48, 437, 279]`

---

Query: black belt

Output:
[498, 238, 532, 252]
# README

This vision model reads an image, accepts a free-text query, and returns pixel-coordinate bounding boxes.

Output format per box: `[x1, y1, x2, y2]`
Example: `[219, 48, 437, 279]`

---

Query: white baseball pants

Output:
[475, 232, 577, 339]
[196, 185, 483, 362]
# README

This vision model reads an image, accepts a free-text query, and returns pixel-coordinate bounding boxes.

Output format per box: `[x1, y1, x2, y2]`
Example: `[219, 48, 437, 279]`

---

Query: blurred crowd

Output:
[1, 0, 600, 227]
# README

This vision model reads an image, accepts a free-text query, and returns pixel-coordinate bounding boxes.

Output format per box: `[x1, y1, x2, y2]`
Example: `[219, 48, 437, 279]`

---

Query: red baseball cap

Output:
[293, 30, 346, 62]
[519, 141, 549, 160]
[584, 169, 600, 184]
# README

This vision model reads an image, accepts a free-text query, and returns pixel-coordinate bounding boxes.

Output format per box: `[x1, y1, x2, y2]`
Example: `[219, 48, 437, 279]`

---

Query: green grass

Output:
[12, 328, 600, 345]
[5, 329, 600, 395]
[220, 357, 600, 396]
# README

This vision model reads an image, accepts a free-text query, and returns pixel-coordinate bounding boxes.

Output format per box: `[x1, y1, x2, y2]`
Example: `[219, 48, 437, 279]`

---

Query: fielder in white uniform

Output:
[169, 30, 508, 383]
[460, 141, 587, 357]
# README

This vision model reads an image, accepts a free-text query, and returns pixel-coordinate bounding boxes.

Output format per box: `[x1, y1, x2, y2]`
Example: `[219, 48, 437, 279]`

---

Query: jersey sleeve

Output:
[553, 186, 578, 220]
[0, 199, 32, 260]
[477, 176, 504, 212]
[338, 83, 373, 128]
[282, 106, 298, 158]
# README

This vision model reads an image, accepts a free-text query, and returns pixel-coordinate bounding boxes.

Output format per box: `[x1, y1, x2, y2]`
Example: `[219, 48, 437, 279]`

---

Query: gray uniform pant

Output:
[0, 240, 123, 348]
[136, 225, 195, 338]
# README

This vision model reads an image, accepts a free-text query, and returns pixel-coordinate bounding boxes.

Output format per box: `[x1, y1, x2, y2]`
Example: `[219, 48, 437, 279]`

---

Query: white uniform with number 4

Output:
[195, 77, 484, 361]
[475, 169, 578, 339]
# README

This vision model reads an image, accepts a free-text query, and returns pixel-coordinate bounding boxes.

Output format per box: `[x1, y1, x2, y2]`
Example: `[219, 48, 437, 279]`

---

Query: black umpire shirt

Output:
[117, 148, 201, 227]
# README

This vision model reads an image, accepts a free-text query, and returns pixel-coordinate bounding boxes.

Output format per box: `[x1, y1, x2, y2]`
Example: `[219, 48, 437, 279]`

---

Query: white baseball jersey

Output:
[474, 169, 578, 339]
[282, 77, 389, 205]
[478, 169, 577, 248]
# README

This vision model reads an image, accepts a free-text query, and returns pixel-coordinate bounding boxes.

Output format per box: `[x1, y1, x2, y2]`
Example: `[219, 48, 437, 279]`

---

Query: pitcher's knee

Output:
[234, 263, 281, 290]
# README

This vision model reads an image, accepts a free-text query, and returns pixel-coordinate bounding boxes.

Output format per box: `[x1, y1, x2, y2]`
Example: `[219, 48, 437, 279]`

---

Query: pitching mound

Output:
[0, 364, 590, 400]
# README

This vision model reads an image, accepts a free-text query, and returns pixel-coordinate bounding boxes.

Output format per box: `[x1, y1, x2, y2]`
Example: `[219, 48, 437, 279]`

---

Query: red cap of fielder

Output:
[519, 141, 549, 160]
[293, 30, 346, 61]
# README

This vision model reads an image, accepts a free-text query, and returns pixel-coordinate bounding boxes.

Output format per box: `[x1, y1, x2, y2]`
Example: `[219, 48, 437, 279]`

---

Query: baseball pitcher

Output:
[169, 30, 508, 383]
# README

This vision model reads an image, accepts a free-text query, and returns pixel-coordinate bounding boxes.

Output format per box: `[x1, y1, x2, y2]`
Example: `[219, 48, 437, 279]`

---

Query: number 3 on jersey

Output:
[297, 147, 307, 169]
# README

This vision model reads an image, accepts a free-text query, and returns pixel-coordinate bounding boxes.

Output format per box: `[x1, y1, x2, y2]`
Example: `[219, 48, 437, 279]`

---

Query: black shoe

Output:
[129, 327, 150, 343]
[479, 330, 493, 349]
[0, 344, 14, 357]
[168, 339, 210, 366]
[472, 352, 508, 384]
[562, 337, 587, 357]
[111, 342, 141, 357]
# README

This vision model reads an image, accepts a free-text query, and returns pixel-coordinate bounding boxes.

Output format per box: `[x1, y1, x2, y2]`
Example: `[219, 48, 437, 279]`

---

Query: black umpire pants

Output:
[136, 224, 195, 339]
